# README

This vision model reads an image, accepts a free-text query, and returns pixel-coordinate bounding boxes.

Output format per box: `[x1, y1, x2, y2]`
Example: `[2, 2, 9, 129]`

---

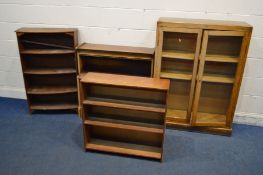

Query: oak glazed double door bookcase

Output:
[154, 18, 252, 135]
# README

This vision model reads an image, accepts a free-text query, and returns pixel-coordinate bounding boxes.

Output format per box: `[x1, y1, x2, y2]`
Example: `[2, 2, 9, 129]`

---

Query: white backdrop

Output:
[0, 0, 263, 125]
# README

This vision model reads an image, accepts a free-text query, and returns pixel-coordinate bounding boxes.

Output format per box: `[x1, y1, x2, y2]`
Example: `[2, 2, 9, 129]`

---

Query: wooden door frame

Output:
[154, 26, 202, 122]
[191, 30, 247, 127]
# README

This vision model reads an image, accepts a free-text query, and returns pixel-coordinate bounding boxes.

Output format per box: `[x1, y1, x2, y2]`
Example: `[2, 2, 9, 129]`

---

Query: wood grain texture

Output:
[158, 17, 252, 31]
[83, 98, 166, 113]
[81, 72, 170, 91]
[16, 28, 77, 33]
[77, 43, 154, 55]
[86, 139, 161, 159]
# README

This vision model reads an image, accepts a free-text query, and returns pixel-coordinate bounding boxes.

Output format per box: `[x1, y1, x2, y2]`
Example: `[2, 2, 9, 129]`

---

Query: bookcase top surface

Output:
[77, 43, 155, 55]
[81, 72, 170, 91]
[158, 17, 252, 31]
[15, 27, 77, 33]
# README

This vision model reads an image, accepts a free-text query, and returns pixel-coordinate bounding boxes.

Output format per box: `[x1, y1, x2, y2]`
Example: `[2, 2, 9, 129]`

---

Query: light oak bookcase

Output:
[154, 18, 252, 135]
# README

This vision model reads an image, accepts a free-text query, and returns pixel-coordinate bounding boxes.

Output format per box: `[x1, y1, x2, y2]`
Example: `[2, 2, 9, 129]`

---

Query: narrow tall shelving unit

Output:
[79, 72, 170, 160]
[154, 18, 252, 135]
[16, 28, 78, 112]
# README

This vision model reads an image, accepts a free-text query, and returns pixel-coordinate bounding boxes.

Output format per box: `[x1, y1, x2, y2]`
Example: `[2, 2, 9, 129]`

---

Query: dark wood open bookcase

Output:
[79, 72, 170, 160]
[16, 28, 78, 112]
[154, 18, 252, 135]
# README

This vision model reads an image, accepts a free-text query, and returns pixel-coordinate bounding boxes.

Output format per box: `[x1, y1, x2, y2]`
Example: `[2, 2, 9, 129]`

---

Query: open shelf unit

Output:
[79, 72, 170, 160]
[77, 43, 154, 77]
[16, 28, 78, 113]
[154, 18, 252, 135]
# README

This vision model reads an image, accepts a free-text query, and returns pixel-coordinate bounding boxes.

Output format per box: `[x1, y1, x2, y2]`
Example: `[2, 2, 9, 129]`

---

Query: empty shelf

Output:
[202, 74, 235, 84]
[86, 139, 162, 159]
[21, 40, 73, 49]
[160, 71, 192, 80]
[27, 86, 77, 94]
[205, 54, 239, 63]
[195, 112, 226, 127]
[166, 108, 188, 123]
[30, 104, 77, 110]
[83, 97, 166, 113]
[24, 68, 76, 75]
[84, 118, 163, 134]
[21, 49, 75, 54]
[162, 50, 195, 60]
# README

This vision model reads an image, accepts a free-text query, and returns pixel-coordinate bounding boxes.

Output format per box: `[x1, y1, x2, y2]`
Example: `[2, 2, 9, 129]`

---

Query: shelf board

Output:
[86, 138, 162, 159]
[195, 112, 226, 127]
[80, 52, 152, 61]
[160, 71, 192, 80]
[162, 50, 195, 60]
[166, 108, 188, 123]
[21, 49, 75, 54]
[27, 86, 77, 94]
[205, 54, 239, 63]
[202, 74, 235, 84]
[81, 72, 170, 91]
[84, 118, 163, 134]
[24, 68, 76, 75]
[83, 97, 166, 113]
[21, 40, 73, 49]
[30, 104, 78, 110]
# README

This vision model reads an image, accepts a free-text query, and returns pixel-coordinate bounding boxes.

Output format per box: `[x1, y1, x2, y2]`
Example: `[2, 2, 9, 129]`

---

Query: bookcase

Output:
[76, 43, 154, 77]
[76, 43, 154, 115]
[154, 18, 252, 135]
[16, 28, 78, 112]
[79, 72, 170, 160]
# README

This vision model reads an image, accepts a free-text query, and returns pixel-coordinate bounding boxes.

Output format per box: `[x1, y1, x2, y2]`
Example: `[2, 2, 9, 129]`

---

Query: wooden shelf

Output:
[195, 112, 226, 127]
[21, 40, 73, 49]
[77, 43, 154, 77]
[166, 108, 188, 123]
[80, 72, 169, 160]
[160, 71, 192, 80]
[16, 28, 78, 113]
[84, 118, 163, 134]
[162, 50, 195, 60]
[81, 72, 170, 91]
[205, 54, 239, 63]
[24, 68, 76, 75]
[202, 74, 235, 84]
[86, 139, 162, 159]
[20, 49, 75, 54]
[27, 86, 77, 94]
[83, 97, 166, 113]
[30, 104, 78, 110]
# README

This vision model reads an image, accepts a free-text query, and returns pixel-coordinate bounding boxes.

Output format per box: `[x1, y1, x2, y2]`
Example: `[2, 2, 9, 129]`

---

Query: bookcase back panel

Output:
[167, 80, 191, 110]
[19, 33, 74, 49]
[161, 58, 193, 74]
[81, 56, 151, 76]
[26, 74, 76, 87]
[163, 32, 198, 53]
[206, 36, 243, 56]
[23, 54, 75, 69]
[88, 125, 162, 147]
[29, 93, 77, 105]
[203, 62, 237, 76]
[84, 105, 164, 125]
[86, 84, 167, 105]
[198, 82, 232, 114]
